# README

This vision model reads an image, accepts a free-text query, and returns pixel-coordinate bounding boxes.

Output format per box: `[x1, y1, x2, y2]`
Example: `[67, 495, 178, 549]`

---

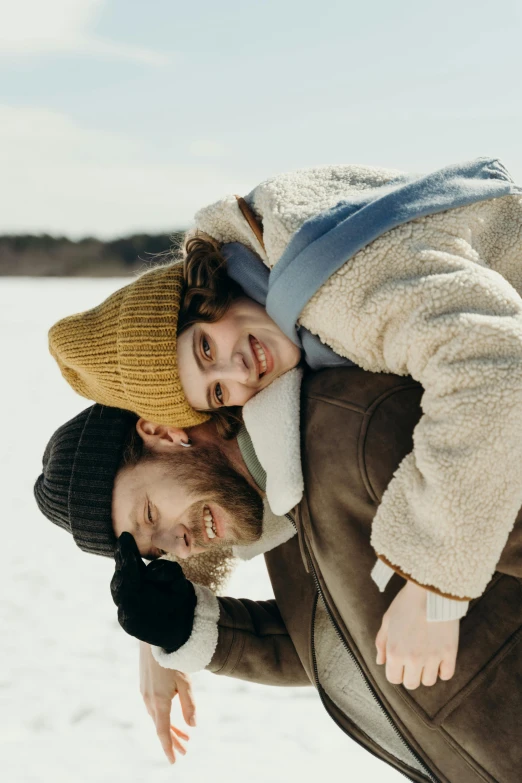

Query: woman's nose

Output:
[214, 354, 251, 383]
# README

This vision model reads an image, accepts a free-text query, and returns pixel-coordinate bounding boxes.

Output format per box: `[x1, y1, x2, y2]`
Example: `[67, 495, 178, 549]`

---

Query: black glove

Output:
[110, 532, 197, 653]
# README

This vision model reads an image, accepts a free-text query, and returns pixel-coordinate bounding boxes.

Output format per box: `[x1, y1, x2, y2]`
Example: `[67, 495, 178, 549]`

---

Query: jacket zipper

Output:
[286, 513, 438, 783]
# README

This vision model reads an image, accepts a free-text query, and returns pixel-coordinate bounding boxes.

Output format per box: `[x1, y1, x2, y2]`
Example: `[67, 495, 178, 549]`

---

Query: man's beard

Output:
[148, 443, 264, 548]
[148, 444, 264, 593]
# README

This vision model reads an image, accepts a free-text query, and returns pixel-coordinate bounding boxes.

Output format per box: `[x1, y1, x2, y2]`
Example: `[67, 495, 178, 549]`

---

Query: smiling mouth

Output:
[249, 335, 268, 379]
[203, 504, 217, 539]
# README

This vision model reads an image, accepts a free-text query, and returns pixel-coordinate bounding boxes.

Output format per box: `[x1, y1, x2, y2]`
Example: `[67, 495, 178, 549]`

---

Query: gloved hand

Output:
[111, 532, 197, 653]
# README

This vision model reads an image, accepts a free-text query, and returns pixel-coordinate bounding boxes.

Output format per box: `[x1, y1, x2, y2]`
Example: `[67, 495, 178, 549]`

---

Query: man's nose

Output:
[159, 525, 191, 559]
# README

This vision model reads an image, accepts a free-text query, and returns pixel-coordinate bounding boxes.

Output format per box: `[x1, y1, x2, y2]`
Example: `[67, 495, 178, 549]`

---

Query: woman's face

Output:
[177, 297, 302, 410]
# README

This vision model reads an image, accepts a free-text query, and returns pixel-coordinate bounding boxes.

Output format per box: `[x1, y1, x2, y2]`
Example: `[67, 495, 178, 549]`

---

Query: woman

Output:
[49, 158, 522, 675]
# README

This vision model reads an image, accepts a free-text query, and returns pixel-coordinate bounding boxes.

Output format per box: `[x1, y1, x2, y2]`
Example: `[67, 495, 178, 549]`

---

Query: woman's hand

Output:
[139, 641, 196, 764]
[375, 581, 459, 690]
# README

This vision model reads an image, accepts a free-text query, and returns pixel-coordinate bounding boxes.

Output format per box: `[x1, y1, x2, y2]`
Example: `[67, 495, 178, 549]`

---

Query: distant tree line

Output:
[0, 231, 186, 276]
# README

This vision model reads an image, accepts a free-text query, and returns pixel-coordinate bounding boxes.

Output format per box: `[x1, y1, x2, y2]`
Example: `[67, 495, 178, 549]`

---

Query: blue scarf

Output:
[222, 157, 522, 371]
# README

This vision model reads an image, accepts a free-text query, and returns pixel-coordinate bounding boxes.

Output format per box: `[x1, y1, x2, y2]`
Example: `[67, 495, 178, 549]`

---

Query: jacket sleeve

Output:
[208, 596, 311, 687]
[152, 585, 310, 686]
[299, 197, 522, 600]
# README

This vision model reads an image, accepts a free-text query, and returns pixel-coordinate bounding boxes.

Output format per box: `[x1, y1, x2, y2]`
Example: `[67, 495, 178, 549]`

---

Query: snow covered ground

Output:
[0, 278, 402, 782]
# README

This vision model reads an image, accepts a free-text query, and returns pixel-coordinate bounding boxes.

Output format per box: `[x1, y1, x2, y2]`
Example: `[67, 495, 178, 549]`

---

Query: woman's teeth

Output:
[251, 336, 267, 376]
[203, 505, 217, 539]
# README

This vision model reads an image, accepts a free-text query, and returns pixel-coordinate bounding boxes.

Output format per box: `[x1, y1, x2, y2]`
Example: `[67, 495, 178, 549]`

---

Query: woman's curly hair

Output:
[178, 233, 242, 333]
[176, 232, 244, 439]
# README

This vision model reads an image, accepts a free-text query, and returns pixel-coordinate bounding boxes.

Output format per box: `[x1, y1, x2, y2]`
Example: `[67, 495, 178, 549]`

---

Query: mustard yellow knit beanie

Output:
[48, 263, 209, 428]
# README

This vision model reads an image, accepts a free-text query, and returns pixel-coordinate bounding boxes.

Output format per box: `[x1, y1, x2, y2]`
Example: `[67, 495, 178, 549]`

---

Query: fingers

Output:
[177, 676, 197, 727]
[170, 727, 187, 756]
[386, 652, 443, 689]
[154, 702, 177, 764]
[152, 707, 189, 765]
[147, 558, 184, 584]
[439, 653, 457, 681]
[111, 533, 145, 603]
[375, 612, 388, 667]
[384, 655, 453, 688]
[402, 657, 423, 690]
[386, 656, 404, 685]
[421, 659, 441, 687]
[172, 725, 190, 742]
[375, 625, 387, 666]
[115, 531, 143, 564]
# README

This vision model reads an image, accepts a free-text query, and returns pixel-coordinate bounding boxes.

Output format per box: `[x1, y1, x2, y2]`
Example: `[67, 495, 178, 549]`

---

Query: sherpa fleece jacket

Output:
[193, 164, 522, 601]
[157, 367, 522, 783]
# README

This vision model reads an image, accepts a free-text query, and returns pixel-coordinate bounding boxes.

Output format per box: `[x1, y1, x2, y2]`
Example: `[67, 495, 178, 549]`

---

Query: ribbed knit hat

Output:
[48, 263, 209, 428]
[34, 404, 137, 557]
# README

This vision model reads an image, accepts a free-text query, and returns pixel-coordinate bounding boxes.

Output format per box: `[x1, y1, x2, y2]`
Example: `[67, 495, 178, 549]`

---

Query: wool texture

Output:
[33, 404, 136, 556]
[194, 164, 522, 600]
[48, 262, 208, 428]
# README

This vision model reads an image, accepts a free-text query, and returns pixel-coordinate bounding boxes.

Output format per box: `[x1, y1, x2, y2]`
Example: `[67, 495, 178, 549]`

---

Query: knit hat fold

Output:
[48, 263, 209, 427]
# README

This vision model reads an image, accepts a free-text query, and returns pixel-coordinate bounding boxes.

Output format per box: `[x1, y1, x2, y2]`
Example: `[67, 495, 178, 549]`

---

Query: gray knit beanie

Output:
[34, 404, 137, 557]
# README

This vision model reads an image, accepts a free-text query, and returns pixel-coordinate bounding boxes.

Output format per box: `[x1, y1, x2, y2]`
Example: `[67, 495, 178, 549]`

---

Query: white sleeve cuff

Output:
[151, 584, 220, 673]
[427, 592, 469, 622]
[371, 559, 395, 592]
[372, 558, 469, 622]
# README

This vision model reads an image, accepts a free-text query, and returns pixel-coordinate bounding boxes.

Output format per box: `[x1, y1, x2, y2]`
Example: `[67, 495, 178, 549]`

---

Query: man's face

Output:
[112, 443, 264, 560]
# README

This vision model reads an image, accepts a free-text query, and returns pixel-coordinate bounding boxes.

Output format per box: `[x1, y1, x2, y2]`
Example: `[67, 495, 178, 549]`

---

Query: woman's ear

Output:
[136, 419, 191, 452]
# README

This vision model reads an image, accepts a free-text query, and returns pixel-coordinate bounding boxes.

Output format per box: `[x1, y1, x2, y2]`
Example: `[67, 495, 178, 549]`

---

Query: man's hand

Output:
[375, 581, 459, 690]
[140, 641, 196, 764]
[111, 532, 197, 652]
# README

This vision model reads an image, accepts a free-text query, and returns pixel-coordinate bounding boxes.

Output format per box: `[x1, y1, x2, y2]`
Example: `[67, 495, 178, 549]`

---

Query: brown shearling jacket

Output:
[208, 368, 522, 783]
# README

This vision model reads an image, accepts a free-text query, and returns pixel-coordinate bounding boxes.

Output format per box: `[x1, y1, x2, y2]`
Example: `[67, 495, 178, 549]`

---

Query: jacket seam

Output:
[393, 689, 494, 782]
[360, 382, 423, 504]
[214, 625, 293, 676]
[218, 626, 293, 638]
[211, 624, 236, 675]
[226, 625, 246, 677]
[306, 382, 421, 506]
[437, 726, 494, 783]
[305, 393, 372, 506]
[432, 622, 522, 724]
[306, 381, 419, 415]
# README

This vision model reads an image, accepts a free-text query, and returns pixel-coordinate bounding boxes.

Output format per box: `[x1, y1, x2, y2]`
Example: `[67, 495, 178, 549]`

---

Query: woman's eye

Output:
[147, 502, 154, 524]
[215, 383, 223, 405]
[202, 337, 211, 358]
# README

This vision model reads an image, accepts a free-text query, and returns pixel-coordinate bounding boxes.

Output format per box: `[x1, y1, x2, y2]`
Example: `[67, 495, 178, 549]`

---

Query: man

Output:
[35, 367, 522, 782]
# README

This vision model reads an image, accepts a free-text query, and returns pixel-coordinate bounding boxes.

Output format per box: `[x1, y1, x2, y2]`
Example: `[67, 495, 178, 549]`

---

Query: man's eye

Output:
[202, 337, 211, 358]
[215, 383, 223, 405]
[147, 501, 154, 524]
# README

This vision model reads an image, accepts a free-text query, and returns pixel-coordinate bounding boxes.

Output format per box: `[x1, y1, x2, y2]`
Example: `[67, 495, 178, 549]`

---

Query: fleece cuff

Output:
[151, 584, 220, 673]
[371, 559, 469, 622]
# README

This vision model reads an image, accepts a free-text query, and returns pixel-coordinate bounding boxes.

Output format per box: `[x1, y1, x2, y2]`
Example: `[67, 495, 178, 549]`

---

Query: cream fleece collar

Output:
[232, 367, 304, 560]
[243, 367, 304, 514]
[232, 499, 296, 561]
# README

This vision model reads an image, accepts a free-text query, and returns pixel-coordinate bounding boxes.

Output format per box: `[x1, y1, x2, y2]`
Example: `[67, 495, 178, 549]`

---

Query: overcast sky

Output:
[2, 0, 522, 238]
